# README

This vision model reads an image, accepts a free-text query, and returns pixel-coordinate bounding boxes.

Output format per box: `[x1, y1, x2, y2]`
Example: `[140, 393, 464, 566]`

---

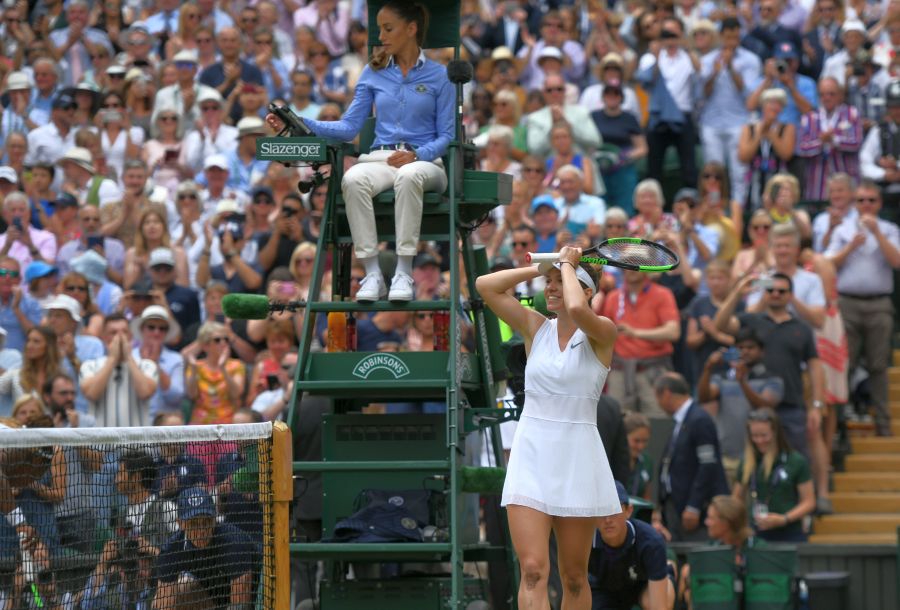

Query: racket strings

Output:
[597, 243, 675, 267]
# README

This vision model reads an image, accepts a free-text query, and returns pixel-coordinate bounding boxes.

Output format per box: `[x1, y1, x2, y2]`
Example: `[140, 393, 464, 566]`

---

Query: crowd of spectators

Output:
[0, 0, 898, 607]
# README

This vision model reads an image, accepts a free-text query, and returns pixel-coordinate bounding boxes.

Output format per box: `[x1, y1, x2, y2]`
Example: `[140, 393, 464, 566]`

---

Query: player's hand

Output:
[558, 245, 582, 268]
[387, 150, 417, 168]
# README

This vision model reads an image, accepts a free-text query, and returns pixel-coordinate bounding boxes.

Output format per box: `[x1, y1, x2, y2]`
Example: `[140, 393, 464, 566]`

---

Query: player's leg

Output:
[552, 515, 596, 610]
[507, 505, 554, 610]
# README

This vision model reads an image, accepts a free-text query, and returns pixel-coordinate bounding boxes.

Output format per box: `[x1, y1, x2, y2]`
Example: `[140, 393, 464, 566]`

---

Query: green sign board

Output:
[256, 137, 328, 162]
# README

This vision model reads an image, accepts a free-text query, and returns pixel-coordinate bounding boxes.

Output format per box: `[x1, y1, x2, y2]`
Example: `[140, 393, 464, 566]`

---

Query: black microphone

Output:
[221, 294, 308, 320]
[447, 60, 474, 85]
[268, 102, 315, 137]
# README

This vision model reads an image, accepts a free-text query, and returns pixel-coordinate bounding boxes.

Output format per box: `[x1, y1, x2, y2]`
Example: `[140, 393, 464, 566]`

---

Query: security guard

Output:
[653, 373, 729, 543]
[860, 80, 900, 213]
[590, 481, 675, 610]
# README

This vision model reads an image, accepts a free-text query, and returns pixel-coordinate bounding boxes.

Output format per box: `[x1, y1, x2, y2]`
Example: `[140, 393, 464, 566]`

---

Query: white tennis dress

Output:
[501, 318, 621, 517]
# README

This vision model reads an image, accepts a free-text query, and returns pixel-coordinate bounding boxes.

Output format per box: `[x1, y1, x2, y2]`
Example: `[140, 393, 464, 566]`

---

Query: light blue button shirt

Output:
[699, 47, 761, 130]
[303, 51, 454, 163]
[553, 194, 607, 237]
[132, 346, 185, 418]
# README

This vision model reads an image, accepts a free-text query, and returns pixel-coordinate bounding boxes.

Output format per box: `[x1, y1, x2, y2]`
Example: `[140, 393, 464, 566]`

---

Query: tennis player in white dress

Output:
[476, 246, 620, 610]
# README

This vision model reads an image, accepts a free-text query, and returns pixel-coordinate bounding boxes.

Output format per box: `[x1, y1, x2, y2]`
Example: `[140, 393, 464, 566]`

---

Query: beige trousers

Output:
[341, 150, 447, 259]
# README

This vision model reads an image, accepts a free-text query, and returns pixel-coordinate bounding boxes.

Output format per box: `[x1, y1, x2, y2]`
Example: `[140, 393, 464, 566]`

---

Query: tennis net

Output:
[0, 421, 291, 609]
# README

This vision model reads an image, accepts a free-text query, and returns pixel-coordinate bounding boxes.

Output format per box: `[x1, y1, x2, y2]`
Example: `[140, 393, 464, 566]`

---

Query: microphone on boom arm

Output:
[221, 294, 308, 320]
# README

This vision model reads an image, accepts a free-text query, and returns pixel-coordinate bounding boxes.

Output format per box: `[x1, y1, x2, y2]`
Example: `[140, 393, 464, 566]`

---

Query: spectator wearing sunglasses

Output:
[0, 257, 43, 352]
[185, 321, 245, 425]
[714, 272, 825, 462]
[131, 306, 185, 419]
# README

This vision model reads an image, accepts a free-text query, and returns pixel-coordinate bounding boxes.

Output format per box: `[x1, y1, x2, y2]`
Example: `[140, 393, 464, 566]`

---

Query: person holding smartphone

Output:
[0, 192, 57, 269]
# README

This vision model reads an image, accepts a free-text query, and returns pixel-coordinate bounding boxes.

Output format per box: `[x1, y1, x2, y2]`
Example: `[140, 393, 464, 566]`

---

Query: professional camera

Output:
[775, 59, 789, 74]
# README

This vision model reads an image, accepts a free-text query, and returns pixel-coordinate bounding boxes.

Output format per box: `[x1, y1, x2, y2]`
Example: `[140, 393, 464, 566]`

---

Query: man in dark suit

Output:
[653, 373, 728, 543]
[742, 0, 803, 61]
[597, 395, 630, 484]
[479, 1, 533, 55]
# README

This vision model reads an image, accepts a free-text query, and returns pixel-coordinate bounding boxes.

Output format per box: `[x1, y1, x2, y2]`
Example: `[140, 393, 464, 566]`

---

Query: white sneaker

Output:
[388, 272, 415, 302]
[355, 272, 387, 302]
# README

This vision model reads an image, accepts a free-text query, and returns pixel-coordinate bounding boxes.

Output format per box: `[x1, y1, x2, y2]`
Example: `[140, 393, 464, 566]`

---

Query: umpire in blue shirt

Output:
[653, 373, 728, 543]
[267, 1, 453, 304]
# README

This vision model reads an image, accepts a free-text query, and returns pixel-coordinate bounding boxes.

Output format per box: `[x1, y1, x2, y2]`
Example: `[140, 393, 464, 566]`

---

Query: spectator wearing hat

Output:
[580, 52, 641, 120]
[691, 19, 719, 56]
[153, 50, 218, 131]
[155, 487, 255, 609]
[149, 248, 201, 348]
[71, 249, 125, 316]
[797, 78, 863, 200]
[0, 167, 19, 206]
[699, 18, 761, 207]
[516, 10, 586, 91]
[0, 72, 31, 152]
[411, 252, 445, 301]
[746, 41, 817, 127]
[131, 306, 185, 419]
[589, 481, 674, 610]
[198, 27, 264, 115]
[741, 0, 803, 61]
[861, 81, 900, 200]
[287, 70, 323, 121]
[24, 93, 77, 169]
[56, 205, 126, 284]
[56, 147, 121, 209]
[531, 195, 559, 254]
[41, 292, 103, 412]
[0, 261, 42, 351]
[525, 73, 600, 159]
[80, 313, 158, 427]
[181, 89, 239, 176]
[196, 201, 263, 295]
[590, 78, 647, 213]
[0, 192, 56, 269]
[821, 20, 870, 87]
[36, 193, 81, 247]
[24, 262, 58, 306]
[224, 117, 270, 192]
[482, 47, 527, 111]
[47, 0, 114, 86]
[673, 188, 720, 286]
[845, 50, 890, 131]
[197, 155, 248, 223]
[535, 46, 580, 104]
[636, 16, 701, 188]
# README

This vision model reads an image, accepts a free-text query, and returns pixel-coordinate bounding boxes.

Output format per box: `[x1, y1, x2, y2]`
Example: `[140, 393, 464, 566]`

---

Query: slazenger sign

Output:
[352, 354, 411, 379]
[256, 137, 327, 162]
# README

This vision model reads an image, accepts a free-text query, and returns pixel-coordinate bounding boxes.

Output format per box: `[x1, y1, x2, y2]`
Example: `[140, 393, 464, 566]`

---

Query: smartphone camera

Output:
[266, 373, 280, 391]
[722, 346, 741, 365]
[775, 59, 788, 74]
[12, 218, 23, 231]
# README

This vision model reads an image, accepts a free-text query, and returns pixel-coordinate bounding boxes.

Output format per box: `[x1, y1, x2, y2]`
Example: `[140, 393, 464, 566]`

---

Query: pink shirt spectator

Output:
[293, 1, 351, 57]
[0, 227, 57, 268]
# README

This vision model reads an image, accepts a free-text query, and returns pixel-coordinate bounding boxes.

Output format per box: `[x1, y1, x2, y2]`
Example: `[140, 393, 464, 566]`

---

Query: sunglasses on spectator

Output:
[543, 21, 562, 28]
[766, 287, 789, 295]
[200, 105, 220, 112]
[109, 73, 125, 80]
[175, 61, 195, 69]
[159, 115, 178, 122]
[91, 54, 109, 61]
[702, 173, 721, 180]
[210, 336, 229, 343]
[103, 102, 123, 108]
[145, 324, 169, 333]
[751, 224, 772, 231]
[0, 269, 20, 278]
[253, 198, 274, 205]
[513, 241, 530, 248]
[544, 86, 565, 93]
[856, 196, 878, 203]
[296, 258, 315, 264]
[523, 167, 543, 173]
[64, 284, 88, 292]
[748, 410, 775, 422]
[255, 39, 273, 45]
[178, 193, 198, 200]
[605, 223, 626, 229]
[196, 37, 213, 43]
[151, 264, 174, 272]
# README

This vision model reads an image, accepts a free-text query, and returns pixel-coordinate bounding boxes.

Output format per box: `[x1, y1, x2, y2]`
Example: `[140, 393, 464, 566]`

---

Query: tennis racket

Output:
[526, 237, 680, 272]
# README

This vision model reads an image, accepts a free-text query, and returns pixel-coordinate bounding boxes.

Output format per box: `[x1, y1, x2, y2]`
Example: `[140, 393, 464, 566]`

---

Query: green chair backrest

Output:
[744, 546, 797, 610]
[688, 547, 740, 610]
[367, 0, 461, 50]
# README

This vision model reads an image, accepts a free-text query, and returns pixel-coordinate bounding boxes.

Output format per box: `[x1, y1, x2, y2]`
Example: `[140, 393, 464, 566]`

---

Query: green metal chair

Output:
[744, 546, 797, 610]
[688, 547, 740, 610]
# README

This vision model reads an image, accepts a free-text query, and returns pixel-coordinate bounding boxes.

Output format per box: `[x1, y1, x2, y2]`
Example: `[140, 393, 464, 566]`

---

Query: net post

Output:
[272, 421, 293, 610]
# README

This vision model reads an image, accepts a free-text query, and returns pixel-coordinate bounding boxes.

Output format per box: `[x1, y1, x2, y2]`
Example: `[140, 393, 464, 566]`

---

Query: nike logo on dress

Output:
[570, 341, 583, 348]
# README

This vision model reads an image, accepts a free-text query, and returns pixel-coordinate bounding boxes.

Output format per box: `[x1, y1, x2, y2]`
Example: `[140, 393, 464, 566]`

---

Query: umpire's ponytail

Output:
[369, 1, 430, 71]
